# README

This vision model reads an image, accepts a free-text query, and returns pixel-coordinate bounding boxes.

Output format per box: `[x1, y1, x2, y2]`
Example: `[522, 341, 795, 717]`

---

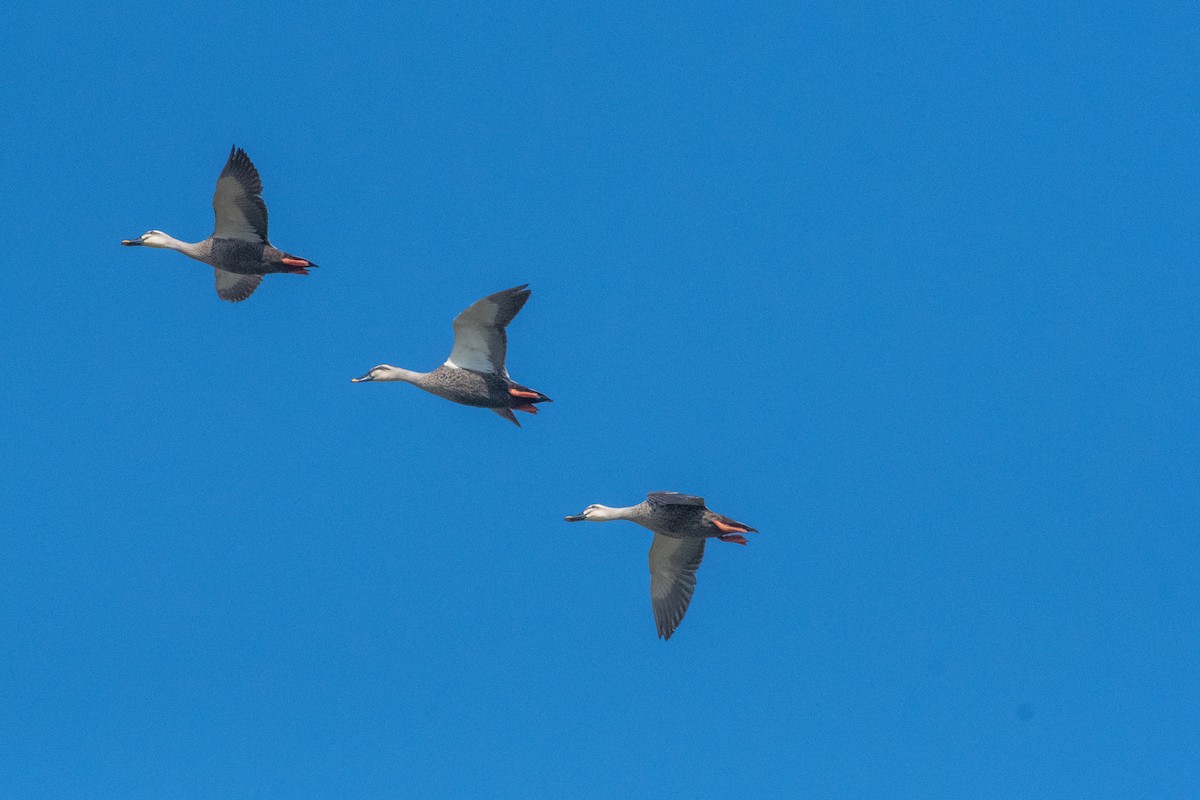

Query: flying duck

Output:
[352, 285, 551, 426]
[565, 492, 758, 639]
[122, 146, 316, 302]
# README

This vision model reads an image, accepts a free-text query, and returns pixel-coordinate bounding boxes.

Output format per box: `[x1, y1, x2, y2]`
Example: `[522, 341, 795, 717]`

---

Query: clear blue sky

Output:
[1, 2, 1197, 797]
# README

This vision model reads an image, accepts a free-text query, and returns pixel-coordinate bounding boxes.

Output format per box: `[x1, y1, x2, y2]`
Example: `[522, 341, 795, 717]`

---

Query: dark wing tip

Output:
[489, 285, 532, 328]
[220, 146, 263, 194]
[653, 600, 683, 640]
[498, 284, 531, 303]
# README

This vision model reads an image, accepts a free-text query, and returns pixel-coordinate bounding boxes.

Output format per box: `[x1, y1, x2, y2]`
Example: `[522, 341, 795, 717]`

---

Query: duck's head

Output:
[352, 364, 401, 383]
[565, 504, 617, 522]
[121, 230, 171, 248]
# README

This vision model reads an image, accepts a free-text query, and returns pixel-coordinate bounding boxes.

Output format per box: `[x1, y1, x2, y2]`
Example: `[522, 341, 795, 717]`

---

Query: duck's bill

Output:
[564, 514, 586, 522]
[350, 372, 374, 383]
[121, 238, 143, 246]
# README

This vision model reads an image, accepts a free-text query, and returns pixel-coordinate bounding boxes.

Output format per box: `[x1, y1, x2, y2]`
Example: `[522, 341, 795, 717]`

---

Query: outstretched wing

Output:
[648, 534, 706, 640]
[212, 146, 269, 243]
[214, 269, 262, 302]
[445, 285, 531, 376]
[646, 491, 706, 509]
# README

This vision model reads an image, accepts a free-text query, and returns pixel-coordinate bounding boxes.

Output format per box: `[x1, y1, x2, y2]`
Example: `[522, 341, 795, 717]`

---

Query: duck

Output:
[122, 146, 317, 302]
[565, 492, 758, 640]
[352, 285, 551, 426]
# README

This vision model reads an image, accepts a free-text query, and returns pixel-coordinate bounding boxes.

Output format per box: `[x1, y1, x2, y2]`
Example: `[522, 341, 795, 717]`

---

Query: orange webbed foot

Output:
[712, 519, 752, 534]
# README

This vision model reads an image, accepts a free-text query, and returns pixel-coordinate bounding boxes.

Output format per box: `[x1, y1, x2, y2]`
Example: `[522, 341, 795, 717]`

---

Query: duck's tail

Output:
[712, 514, 759, 534]
[280, 255, 317, 275]
[508, 384, 552, 414]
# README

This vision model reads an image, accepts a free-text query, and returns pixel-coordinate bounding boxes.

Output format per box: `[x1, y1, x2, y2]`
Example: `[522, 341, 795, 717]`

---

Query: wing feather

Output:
[646, 491, 706, 508]
[445, 285, 531, 375]
[648, 535, 705, 640]
[212, 146, 269, 243]
[214, 269, 262, 302]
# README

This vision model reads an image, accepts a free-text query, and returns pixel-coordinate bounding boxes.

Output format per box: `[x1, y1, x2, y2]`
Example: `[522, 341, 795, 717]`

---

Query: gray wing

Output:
[445, 285, 531, 376]
[212, 146, 269, 243]
[214, 269, 262, 302]
[648, 534, 705, 640]
[646, 491, 707, 509]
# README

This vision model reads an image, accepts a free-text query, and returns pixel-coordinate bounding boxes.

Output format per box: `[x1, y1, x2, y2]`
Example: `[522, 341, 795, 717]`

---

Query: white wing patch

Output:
[443, 287, 529, 376]
[445, 323, 502, 374]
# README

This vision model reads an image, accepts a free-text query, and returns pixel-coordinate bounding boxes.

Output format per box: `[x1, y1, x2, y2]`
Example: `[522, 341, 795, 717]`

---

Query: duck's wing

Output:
[212, 146, 269, 243]
[445, 285, 531, 376]
[646, 492, 706, 509]
[648, 534, 706, 640]
[214, 269, 262, 302]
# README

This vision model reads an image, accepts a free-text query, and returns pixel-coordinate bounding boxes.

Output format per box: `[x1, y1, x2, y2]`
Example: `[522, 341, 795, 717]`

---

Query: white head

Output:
[564, 504, 623, 523]
[121, 230, 174, 248]
[351, 364, 411, 383]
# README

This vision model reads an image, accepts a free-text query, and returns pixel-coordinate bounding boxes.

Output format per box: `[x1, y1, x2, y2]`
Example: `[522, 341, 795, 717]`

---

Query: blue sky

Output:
[1, 1, 1197, 797]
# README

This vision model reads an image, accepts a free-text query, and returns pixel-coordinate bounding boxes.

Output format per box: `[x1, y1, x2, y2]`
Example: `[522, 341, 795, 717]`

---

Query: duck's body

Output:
[207, 239, 310, 276]
[122, 147, 316, 302]
[410, 365, 545, 408]
[137, 236, 309, 275]
[352, 285, 551, 426]
[565, 492, 758, 640]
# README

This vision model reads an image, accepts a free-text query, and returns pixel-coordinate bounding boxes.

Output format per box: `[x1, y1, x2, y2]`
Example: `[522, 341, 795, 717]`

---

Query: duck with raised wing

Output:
[122, 146, 317, 302]
[352, 285, 551, 426]
[565, 492, 758, 640]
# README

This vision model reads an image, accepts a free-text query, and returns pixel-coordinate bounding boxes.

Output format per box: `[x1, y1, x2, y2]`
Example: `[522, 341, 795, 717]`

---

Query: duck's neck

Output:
[379, 367, 426, 384]
[150, 233, 207, 260]
[589, 504, 641, 522]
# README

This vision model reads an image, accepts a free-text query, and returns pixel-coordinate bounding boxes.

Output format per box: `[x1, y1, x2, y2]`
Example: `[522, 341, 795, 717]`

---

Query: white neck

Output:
[145, 232, 204, 258]
[588, 504, 639, 522]
[377, 366, 424, 383]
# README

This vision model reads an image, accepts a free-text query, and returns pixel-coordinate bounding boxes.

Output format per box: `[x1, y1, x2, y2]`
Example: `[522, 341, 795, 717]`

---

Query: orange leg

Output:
[281, 257, 310, 267]
[712, 518, 751, 545]
[508, 388, 541, 399]
[513, 404, 539, 414]
[712, 519, 751, 534]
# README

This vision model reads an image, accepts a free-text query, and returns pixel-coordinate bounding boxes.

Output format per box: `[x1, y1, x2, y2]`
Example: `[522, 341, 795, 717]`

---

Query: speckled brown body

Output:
[206, 239, 310, 275]
[627, 493, 759, 540]
[415, 366, 519, 408]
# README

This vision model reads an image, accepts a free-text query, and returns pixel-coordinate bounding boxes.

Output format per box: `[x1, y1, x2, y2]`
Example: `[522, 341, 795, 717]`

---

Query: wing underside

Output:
[212, 146, 269, 243]
[214, 269, 262, 302]
[648, 534, 706, 640]
[445, 285, 531, 375]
